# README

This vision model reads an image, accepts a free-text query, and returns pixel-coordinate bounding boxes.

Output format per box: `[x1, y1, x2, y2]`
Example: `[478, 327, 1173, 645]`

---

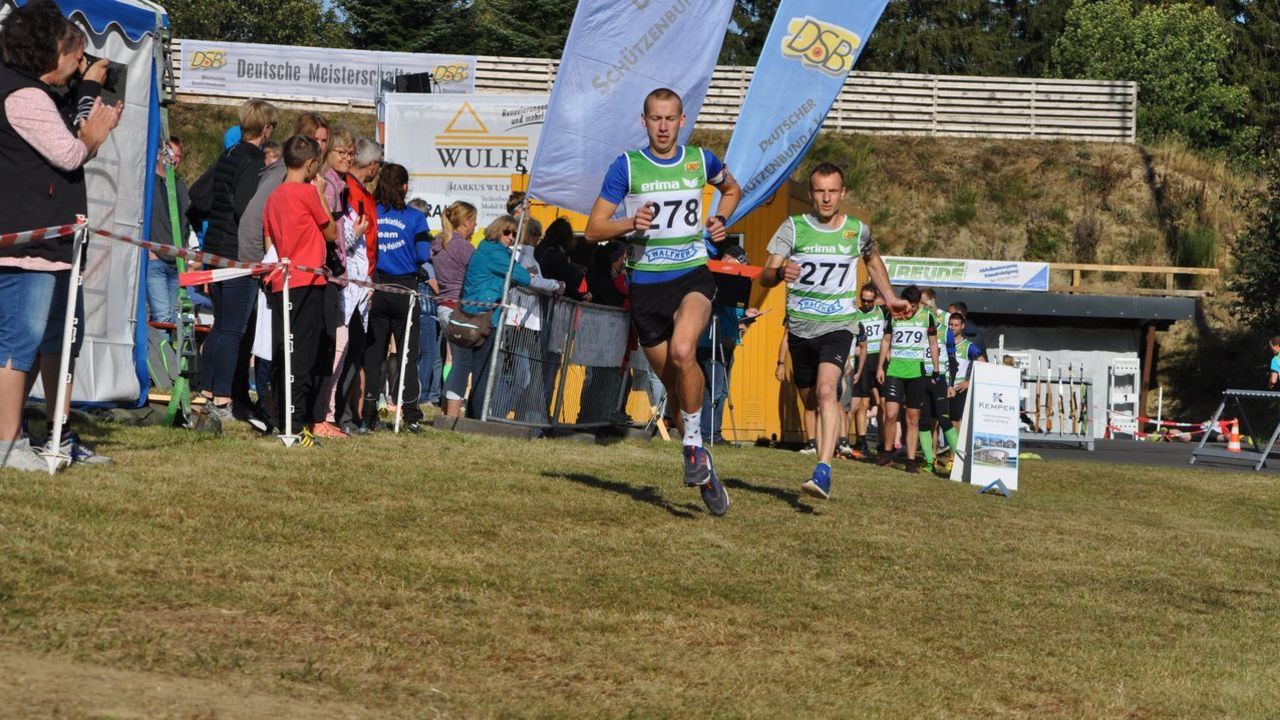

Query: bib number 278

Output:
[650, 199, 700, 230]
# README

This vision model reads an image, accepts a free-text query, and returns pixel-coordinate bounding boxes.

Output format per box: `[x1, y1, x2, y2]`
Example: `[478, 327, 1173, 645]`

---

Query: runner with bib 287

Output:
[758, 162, 905, 500]
[585, 88, 741, 517]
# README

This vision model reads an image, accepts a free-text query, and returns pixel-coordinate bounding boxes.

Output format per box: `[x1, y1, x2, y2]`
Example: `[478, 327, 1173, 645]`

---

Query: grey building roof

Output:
[936, 289, 1196, 330]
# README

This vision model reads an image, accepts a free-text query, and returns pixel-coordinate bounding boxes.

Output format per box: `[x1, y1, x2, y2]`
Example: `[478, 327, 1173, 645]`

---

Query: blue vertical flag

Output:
[722, 1, 889, 225]
[528, 0, 733, 215]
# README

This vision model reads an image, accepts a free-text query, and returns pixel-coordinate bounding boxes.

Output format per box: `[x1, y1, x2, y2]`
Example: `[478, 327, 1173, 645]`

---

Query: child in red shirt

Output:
[262, 135, 335, 446]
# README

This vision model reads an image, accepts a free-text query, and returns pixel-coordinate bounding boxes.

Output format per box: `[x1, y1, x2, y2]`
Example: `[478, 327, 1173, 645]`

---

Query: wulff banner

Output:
[721, 1, 889, 225]
[527, 0, 733, 215]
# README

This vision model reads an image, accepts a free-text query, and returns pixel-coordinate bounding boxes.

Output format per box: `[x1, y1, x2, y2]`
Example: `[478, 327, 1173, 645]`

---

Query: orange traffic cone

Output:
[1228, 419, 1241, 452]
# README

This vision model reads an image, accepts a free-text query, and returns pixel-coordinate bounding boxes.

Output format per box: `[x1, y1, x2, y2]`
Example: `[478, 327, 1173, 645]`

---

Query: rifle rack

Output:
[1017, 373, 1095, 451]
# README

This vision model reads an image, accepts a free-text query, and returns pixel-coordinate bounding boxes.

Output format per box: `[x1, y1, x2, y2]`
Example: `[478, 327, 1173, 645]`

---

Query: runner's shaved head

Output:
[644, 88, 684, 115]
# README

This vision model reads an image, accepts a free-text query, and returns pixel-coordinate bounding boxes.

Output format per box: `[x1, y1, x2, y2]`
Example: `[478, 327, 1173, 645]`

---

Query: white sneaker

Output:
[2, 437, 50, 472]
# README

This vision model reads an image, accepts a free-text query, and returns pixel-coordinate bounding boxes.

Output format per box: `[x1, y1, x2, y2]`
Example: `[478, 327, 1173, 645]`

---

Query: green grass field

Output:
[1, 421, 1278, 718]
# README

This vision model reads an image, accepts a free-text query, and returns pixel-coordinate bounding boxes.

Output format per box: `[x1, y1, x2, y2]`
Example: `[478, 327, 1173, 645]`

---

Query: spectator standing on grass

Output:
[535, 217, 590, 301]
[0, 0, 121, 471]
[433, 201, 477, 417]
[261, 139, 281, 167]
[446, 215, 545, 419]
[1267, 337, 1280, 390]
[409, 198, 443, 408]
[315, 136, 380, 437]
[262, 135, 334, 448]
[147, 137, 190, 325]
[239, 112, 330, 428]
[197, 98, 277, 431]
[359, 163, 430, 433]
[493, 218, 562, 424]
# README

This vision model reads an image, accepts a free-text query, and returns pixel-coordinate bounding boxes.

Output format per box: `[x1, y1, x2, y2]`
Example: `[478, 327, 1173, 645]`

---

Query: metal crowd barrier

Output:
[480, 287, 633, 431]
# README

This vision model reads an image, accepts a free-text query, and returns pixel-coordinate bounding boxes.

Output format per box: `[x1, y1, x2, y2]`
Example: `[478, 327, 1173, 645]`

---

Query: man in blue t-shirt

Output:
[586, 87, 741, 517]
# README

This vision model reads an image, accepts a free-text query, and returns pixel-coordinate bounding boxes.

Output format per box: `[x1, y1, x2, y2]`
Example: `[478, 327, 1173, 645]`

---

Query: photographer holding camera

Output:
[0, 0, 122, 471]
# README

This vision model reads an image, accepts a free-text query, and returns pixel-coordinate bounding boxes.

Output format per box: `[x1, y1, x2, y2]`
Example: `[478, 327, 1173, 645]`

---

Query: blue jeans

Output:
[698, 344, 735, 442]
[199, 275, 256, 399]
[416, 286, 441, 404]
[146, 258, 179, 324]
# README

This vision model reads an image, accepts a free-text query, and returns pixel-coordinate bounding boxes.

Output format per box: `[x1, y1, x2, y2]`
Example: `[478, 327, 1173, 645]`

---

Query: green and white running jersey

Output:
[855, 305, 888, 355]
[886, 306, 936, 379]
[951, 334, 976, 386]
[767, 213, 869, 340]
[622, 145, 709, 273]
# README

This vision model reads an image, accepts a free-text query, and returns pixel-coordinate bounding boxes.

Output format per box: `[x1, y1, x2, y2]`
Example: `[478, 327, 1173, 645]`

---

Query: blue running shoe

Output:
[801, 463, 832, 500]
[683, 445, 711, 487]
[699, 448, 730, 516]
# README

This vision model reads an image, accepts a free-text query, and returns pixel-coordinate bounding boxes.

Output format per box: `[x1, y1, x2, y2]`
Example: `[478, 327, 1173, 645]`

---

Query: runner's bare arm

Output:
[705, 170, 742, 243]
[758, 252, 800, 289]
[862, 249, 908, 317]
[585, 197, 653, 243]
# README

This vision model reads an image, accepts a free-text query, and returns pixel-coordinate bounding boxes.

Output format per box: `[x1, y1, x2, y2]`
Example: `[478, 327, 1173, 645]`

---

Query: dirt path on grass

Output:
[0, 644, 374, 720]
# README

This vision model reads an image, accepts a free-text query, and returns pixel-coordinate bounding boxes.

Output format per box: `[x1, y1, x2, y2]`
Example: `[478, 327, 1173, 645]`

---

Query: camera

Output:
[82, 53, 121, 93]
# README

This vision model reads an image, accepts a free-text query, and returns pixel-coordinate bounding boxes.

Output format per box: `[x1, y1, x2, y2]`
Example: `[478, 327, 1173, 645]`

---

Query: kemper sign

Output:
[950, 362, 1021, 492]
[382, 93, 548, 230]
[884, 256, 1050, 291]
[179, 39, 476, 103]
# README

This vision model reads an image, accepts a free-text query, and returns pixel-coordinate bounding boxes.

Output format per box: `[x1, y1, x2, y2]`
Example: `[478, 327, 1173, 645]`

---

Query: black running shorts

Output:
[851, 352, 881, 398]
[788, 330, 853, 389]
[629, 265, 717, 348]
[883, 374, 928, 410]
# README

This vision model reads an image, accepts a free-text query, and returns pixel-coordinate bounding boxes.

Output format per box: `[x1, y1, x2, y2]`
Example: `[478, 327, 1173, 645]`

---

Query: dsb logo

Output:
[189, 50, 226, 70]
[781, 16, 861, 77]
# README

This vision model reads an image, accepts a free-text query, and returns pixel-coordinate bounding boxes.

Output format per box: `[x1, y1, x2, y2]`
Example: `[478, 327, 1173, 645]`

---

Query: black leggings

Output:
[919, 375, 953, 432]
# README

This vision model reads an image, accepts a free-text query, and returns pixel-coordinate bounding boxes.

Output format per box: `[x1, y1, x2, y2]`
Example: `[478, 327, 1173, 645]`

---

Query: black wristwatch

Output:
[775, 266, 786, 282]
[712, 214, 728, 227]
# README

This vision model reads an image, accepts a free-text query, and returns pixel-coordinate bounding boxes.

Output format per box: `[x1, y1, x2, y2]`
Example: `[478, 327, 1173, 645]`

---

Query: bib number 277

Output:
[798, 261, 851, 287]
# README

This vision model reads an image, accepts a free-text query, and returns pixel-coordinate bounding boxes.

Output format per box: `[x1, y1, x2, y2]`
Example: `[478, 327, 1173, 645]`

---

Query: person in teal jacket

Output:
[448, 215, 561, 418]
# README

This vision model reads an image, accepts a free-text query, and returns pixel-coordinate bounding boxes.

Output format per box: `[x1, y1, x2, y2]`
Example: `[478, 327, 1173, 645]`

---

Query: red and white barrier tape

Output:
[0, 219, 88, 248]
[91, 227, 509, 310]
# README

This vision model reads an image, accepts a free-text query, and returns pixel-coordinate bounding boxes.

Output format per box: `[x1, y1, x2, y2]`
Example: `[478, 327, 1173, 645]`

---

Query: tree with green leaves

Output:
[1210, 0, 1280, 147]
[468, 0, 577, 58]
[1228, 153, 1280, 331]
[719, 0, 781, 66]
[1051, 0, 1253, 152]
[166, 0, 348, 47]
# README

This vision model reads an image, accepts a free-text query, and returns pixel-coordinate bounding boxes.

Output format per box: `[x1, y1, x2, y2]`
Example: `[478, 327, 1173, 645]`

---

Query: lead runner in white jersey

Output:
[586, 88, 741, 517]
[758, 163, 905, 500]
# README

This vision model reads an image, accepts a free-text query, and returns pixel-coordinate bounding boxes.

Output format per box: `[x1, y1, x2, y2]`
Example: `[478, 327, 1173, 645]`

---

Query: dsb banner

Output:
[884, 256, 1050, 292]
[179, 39, 476, 103]
[383, 93, 548, 230]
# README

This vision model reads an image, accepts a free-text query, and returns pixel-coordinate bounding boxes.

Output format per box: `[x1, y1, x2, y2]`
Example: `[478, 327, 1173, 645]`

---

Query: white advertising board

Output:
[885, 256, 1050, 291]
[383, 93, 548, 230]
[951, 361, 1022, 492]
[179, 39, 476, 103]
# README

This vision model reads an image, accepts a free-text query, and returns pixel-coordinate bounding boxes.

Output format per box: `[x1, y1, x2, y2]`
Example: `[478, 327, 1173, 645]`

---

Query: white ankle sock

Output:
[681, 410, 703, 447]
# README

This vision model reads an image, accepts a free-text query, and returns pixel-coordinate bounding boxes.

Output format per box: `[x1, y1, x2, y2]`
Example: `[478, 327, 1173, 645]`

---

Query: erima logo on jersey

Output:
[802, 244, 855, 255]
[639, 180, 682, 193]
[681, 178, 701, 189]
[645, 246, 700, 262]
[795, 298, 844, 315]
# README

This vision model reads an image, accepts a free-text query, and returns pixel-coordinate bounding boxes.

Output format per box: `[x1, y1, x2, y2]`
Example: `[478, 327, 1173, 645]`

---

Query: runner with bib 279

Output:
[585, 88, 741, 517]
[758, 162, 905, 500]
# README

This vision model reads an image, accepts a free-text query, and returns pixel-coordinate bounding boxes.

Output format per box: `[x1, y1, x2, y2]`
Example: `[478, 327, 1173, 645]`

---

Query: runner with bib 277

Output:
[758, 162, 906, 500]
[585, 88, 741, 517]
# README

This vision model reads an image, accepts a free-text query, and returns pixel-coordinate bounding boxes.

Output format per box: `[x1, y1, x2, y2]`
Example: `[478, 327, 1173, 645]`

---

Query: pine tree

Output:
[336, 0, 471, 54]
[1228, 153, 1280, 331]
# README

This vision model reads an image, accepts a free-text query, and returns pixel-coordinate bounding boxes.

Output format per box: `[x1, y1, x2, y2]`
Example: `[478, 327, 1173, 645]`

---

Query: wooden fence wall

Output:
[171, 39, 1138, 143]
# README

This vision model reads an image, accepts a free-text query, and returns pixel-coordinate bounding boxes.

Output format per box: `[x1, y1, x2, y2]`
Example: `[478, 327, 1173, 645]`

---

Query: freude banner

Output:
[527, 0, 733, 215]
[884, 256, 1050, 291]
[178, 39, 476, 103]
[721, 0, 889, 225]
[383, 93, 548, 230]
[951, 362, 1021, 492]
